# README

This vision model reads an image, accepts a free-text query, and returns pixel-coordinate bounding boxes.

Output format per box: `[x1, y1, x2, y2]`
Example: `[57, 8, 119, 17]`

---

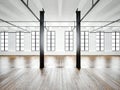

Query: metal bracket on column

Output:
[40, 10, 45, 68]
[76, 9, 81, 69]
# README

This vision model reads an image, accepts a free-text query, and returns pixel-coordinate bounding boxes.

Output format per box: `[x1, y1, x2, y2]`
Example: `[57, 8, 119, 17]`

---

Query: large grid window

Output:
[47, 31, 55, 51]
[31, 31, 40, 51]
[16, 31, 24, 51]
[96, 32, 104, 51]
[0, 32, 8, 51]
[81, 31, 89, 51]
[65, 31, 74, 51]
[112, 32, 120, 51]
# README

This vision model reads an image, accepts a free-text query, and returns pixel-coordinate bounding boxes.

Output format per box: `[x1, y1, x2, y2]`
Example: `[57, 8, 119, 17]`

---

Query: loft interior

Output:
[0, 0, 120, 90]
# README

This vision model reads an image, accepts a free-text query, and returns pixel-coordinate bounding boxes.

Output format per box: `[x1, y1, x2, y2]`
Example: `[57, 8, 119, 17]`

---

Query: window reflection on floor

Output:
[0, 55, 120, 68]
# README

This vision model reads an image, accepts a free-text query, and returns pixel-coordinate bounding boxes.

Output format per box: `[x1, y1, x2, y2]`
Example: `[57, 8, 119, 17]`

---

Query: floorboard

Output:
[0, 55, 120, 90]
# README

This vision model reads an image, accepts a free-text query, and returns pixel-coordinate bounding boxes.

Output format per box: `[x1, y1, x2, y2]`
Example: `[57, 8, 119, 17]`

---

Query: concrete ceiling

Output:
[0, 0, 120, 21]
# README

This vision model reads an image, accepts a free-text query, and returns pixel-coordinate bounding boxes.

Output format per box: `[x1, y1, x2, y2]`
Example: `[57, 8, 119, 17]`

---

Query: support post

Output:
[40, 10, 45, 68]
[76, 10, 81, 69]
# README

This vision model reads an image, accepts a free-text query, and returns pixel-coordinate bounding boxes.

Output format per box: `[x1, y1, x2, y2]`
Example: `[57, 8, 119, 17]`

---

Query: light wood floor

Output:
[0, 55, 120, 90]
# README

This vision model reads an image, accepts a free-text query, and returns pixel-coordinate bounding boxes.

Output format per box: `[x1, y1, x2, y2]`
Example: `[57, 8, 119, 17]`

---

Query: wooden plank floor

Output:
[0, 55, 120, 90]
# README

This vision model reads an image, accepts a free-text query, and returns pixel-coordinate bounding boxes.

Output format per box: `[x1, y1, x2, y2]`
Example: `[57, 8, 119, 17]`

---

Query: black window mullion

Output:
[119, 32, 120, 51]
[115, 32, 116, 51]
[100, 32, 101, 51]
[50, 32, 52, 51]
[19, 31, 21, 51]
[84, 32, 85, 51]
[47, 32, 48, 51]
[4, 31, 5, 51]
[35, 32, 36, 51]
[69, 32, 70, 51]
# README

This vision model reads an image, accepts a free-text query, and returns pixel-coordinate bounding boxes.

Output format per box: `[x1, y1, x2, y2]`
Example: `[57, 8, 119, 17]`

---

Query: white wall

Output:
[0, 31, 120, 55]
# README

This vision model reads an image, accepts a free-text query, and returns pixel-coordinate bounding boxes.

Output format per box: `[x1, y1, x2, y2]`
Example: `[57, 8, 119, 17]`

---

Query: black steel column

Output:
[76, 10, 81, 69]
[40, 10, 45, 68]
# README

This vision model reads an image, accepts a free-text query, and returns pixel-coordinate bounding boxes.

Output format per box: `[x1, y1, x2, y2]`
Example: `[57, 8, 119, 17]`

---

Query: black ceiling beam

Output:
[81, 0, 100, 21]
[91, 19, 120, 32]
[21, 0, 40, 21]
[0, 19, 30, 32]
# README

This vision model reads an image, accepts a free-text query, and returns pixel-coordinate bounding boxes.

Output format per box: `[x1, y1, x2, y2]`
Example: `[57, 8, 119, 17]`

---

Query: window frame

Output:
[16, 31, 24, 51]
[0, 31, 8, 51]
[81, 31, 89, 51]
[31, 31, 40, 51]
[46, 31, 56, 51]
[65, 31, 74, 51]
[112, 31, 120, 51]
[96, 31, 104, 51]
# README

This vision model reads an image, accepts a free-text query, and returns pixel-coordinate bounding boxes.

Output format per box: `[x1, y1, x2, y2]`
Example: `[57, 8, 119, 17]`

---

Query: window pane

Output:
[85, 47, 88, 51]
[21, 47, 24, 51]
[65, 31, 74, 51]
[81, 47, 84, 51]
[1, 47, 4, 51]
[52, 48, 55, 51]
[47, 47, 50, 51]
[16, 32, 24, 51]
[1, 36, 4, 39]
[36, 47, 39, 51]
[47, 32, 51, 35]
[116, 47, 119, 51]
[32, 47, 35, 51]
[32, 32, 35, 35]
[116, 33, 119, 36]
[101, 47, 104, 50]
[81, 32, 84, 35]
[96, 47, 100, 51]
[66, 47, 69, 51]
[36, 32, 39, 35]
[36, 44, 39, 47]
[16, 47, 20, 51]
[112, 47, 115, 51]
[70, 47, 73, 51]
[65, 32, 69, 35]
[5, 47, 8, 51]
[36, 36, 39, 39]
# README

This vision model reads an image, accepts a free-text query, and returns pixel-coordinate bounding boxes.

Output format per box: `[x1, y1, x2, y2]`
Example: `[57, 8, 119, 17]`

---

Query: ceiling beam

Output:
[81, 0, 100, 21]
[0, 19, 30, 32]
[21, 0, 40, 21]
[91, 19, 120, 32]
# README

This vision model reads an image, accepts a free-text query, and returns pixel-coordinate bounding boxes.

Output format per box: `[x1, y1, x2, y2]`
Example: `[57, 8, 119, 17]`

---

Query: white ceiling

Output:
[0, 0, 120, 21]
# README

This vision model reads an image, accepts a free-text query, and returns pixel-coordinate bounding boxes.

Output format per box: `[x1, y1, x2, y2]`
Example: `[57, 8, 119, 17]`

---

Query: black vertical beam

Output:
[76, 10, 81, 69]
[40, 10, 45, 68]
